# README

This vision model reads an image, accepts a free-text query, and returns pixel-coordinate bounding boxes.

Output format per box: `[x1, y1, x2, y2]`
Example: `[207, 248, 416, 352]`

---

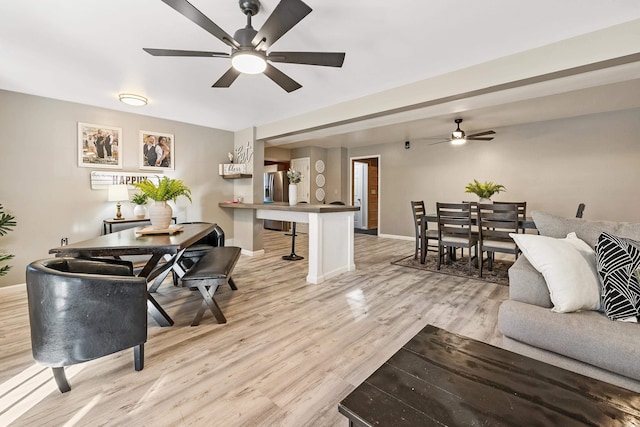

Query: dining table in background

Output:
[49, 222, 216, 327]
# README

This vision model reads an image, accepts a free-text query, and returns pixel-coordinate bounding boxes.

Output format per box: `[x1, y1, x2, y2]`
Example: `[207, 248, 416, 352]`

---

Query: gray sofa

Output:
[498, 211, 640, 392]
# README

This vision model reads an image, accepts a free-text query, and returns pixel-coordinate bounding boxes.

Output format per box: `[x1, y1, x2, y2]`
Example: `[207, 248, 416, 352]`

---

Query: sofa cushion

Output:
[508, 256, 552, 308]
[532, 211, 640, 248]
[595, 232, 640, 322]
[510, 232, 601, 313]
[498, 300, 640, 382]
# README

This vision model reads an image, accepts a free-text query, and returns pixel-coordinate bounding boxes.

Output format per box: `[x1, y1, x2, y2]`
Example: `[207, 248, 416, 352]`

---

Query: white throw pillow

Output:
[509, 232, 601, 313]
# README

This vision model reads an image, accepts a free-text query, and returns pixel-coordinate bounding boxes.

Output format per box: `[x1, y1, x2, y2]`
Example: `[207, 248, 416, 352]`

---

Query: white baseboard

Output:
[240, 248, 265, 257]
[377, 233, 414, 241]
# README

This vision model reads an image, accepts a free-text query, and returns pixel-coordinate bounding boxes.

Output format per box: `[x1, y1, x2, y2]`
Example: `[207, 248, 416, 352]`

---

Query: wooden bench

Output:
[180, 246, 241, 326]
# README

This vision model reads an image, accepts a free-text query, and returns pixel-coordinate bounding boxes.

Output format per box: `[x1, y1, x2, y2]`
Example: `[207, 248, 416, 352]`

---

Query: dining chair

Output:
[494, 201, 527, 233]
[436, 202, 478, 274]
[477, 203, 520, 278]
[576, 203, 586, 218]
[411, 201, 438, 262]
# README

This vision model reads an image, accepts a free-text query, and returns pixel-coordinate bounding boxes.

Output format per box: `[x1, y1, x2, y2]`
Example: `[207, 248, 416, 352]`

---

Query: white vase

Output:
[133, 204, 146, 219]
[479, 197, 492, 204]
[289, 184, 298, 206]
[148, 201, 172, 230]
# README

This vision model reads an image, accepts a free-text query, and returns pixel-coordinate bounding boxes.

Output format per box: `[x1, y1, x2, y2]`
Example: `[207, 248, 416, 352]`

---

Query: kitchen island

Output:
[219, 202, 359, 284]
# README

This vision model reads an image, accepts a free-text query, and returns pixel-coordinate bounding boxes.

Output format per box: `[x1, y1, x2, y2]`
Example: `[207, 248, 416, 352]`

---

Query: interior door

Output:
[367, 162, 378, 229]
[351, 156, 379, 232]
[290, 157, 310, 233]
[353, 161, 368, 229]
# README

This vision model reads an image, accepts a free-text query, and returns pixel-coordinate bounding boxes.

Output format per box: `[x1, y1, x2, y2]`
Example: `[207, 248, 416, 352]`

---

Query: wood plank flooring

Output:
[0, 230, 508, 427]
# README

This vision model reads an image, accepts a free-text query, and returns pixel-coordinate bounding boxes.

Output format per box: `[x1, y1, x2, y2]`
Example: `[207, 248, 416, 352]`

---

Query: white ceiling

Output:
[2, 0, 640, 148]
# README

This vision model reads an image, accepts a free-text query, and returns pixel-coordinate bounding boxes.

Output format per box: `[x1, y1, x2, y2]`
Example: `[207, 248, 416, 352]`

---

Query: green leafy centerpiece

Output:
[134, 177, 191, 229]
[465, 179, 506, 203]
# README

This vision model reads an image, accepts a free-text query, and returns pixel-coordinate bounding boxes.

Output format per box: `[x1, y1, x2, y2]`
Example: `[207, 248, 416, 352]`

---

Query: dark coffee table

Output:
[339, 325, 640, 426]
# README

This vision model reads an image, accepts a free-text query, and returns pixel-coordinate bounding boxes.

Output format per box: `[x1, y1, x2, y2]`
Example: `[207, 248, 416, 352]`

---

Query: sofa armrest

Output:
[508, 256, 552, 308]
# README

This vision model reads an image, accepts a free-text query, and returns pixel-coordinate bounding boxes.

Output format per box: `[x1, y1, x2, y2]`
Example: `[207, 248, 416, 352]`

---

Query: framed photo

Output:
[78, 122, 123, 169]
[140, 131, 174, 170]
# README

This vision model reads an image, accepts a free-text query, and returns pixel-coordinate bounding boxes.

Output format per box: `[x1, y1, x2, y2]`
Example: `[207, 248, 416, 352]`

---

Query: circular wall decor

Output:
[315, 174, 325, 187]
[315, 188, 325, 202]
[315, 159, 325, 173]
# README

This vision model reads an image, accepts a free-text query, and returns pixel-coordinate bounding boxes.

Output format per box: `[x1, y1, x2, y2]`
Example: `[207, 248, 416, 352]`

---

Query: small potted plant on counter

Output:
[287, 168, 303, 206]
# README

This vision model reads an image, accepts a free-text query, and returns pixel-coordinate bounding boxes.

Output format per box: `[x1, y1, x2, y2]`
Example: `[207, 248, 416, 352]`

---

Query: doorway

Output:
[350, 156, 379, 235]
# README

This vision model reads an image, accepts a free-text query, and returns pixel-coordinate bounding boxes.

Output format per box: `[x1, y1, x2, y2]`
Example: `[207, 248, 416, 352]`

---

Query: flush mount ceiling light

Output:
[118, 93, 148, 106]
[231, 49, 267, 74]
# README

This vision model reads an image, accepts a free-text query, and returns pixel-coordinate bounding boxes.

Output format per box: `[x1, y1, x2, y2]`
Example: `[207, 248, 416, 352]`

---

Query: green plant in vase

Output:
[0, 204, 17, 277]
[134, 177, 191, 229]
[465, 179, 506, 202]
[131, 192, 148, 219]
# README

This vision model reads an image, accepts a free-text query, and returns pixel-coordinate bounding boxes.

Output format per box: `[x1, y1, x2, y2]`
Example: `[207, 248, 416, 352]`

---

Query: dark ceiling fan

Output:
[429, 119, 496, 145]
[143, 0, 346, 92]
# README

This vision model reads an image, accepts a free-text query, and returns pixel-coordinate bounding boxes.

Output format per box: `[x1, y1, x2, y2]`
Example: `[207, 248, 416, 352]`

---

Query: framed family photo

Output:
[78, 122, 123, 169]
[140, 131, 174, 170]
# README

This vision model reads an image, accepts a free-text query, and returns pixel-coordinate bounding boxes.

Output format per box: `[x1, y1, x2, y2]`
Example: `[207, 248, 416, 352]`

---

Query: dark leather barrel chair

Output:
[26, 257, 148, 393]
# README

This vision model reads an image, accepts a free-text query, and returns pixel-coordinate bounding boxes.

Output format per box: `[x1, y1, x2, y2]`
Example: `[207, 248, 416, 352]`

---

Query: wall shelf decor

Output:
[222, 174, 252, 179]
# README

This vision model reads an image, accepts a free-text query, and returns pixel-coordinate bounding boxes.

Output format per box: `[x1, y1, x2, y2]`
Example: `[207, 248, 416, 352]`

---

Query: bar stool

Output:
[282, 222, 304, 261]
[283, 201, 305, 261]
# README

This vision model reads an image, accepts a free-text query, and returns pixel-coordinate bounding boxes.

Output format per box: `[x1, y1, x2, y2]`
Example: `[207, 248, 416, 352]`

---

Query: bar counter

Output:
[220, 202, 359, 284]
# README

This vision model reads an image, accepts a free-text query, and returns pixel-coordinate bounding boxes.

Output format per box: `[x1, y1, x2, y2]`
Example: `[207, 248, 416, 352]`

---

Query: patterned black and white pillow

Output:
[595, 232, 640, 321]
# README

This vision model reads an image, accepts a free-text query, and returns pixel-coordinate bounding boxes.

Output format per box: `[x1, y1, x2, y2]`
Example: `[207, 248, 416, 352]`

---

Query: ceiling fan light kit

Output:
[118, 93, 148, 106]
[144, 0, 345, 92]
[231, 50, 267, 74]
[451, 119, 465, 141]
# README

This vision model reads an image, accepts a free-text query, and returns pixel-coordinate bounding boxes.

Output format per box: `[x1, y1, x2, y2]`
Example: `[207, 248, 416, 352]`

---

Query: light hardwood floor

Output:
[0, 230, 508, 426]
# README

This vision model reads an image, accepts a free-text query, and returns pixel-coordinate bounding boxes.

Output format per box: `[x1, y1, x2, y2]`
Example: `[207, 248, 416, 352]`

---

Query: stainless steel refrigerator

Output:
[264, 171, 290, 231]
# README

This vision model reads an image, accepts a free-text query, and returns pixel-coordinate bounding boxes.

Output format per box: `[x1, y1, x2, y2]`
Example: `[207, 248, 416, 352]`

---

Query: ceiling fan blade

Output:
[143, 48, 229, 58]
[161, 0, 239, 49]
[263, 63, 302, 92]
[212, 67, 241, 88]
[467, 137, 494, 141]
[268, 51, 345, 67]
[252, 0, 312, 50]
[466, 130, 496, 138]
[429, 139, 451, 146]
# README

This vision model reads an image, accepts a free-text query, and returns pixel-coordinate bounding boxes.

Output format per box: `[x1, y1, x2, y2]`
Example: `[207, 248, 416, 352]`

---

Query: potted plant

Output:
[131, 192, 148, 219]
[465, 179, 506, 203]
[0, 204, 16, 277]
[134, 176, 191, 229]
[286, 168, 303, 206]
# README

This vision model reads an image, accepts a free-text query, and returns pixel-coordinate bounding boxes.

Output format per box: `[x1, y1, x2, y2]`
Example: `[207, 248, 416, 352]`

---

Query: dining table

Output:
[48, 222, 216, 327]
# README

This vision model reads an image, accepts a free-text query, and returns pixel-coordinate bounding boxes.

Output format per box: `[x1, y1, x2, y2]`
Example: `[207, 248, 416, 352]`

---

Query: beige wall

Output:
[348, 108, 640, 238]
[264, 146, 291, 162]
[326, 147, 349, 203]
[0, 90, 234, 287]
